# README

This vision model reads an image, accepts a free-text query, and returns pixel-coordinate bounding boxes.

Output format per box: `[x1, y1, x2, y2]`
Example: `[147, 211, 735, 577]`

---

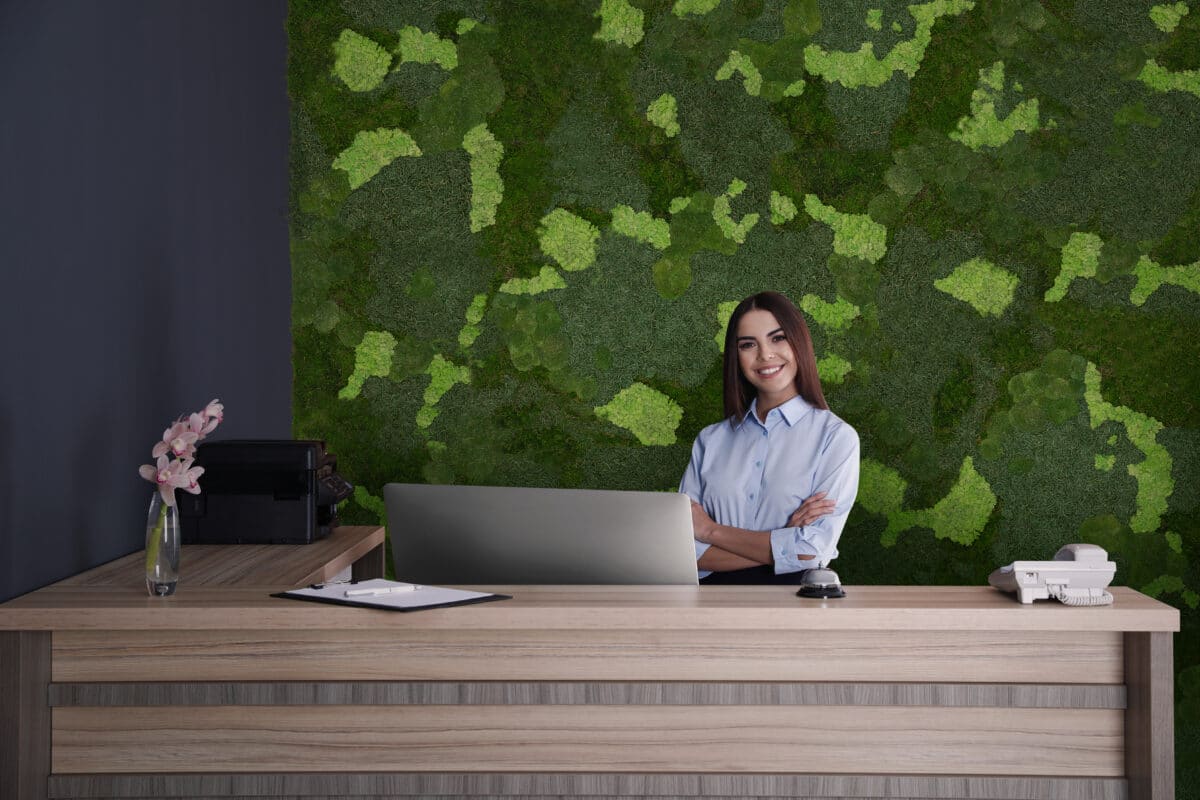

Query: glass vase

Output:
[145, 491, 180, 596]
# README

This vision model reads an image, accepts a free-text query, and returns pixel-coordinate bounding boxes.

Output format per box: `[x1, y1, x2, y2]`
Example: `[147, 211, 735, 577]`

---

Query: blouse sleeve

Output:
[769, 423, 860, 574]
[678, 434, 713, 564]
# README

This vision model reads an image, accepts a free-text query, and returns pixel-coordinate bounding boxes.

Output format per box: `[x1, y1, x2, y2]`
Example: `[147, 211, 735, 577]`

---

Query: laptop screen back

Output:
[384, 483, 699, 585]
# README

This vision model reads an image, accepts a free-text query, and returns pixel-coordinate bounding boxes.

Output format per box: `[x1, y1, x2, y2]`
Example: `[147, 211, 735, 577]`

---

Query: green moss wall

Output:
[290, 0, 1200, 779]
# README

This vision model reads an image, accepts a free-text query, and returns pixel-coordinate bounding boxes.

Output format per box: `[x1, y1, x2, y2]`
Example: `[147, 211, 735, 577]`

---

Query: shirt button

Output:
[755, 460, 762, 468]
[749, 493, 755, 500]
[761, 429, 767, 437]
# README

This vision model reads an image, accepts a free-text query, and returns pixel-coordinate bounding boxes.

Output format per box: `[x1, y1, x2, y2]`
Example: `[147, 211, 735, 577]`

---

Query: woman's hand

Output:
[690, 501, 717, 543]
[787, 492, 836, 528]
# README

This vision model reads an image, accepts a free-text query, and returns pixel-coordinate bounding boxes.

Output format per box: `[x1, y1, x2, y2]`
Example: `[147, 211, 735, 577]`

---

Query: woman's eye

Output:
[738, 341, 755, 350]
[771, 334, 787, 343]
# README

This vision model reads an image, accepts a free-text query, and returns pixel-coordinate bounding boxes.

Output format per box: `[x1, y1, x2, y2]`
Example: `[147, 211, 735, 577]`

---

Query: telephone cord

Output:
[1048, 585, 1114, 606]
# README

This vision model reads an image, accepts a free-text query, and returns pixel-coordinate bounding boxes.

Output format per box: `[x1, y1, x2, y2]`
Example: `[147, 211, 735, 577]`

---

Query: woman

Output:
[680, 291, 860, 584]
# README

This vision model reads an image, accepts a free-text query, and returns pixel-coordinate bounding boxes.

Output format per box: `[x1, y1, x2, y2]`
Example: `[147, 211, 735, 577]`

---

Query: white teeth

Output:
[758, 365, 782, 376]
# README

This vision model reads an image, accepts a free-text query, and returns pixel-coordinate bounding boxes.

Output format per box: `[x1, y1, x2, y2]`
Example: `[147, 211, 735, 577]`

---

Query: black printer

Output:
[178, 440, 354, 545]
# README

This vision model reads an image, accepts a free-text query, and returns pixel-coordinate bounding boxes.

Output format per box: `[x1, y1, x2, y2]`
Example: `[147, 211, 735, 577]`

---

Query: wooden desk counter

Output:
[0, 554, 1179, 800]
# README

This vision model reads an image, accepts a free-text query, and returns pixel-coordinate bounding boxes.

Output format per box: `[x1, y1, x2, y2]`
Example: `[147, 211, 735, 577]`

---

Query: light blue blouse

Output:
[679, 395, 861, 579]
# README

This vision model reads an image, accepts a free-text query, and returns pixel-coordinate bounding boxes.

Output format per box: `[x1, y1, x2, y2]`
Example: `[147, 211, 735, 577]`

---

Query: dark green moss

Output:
[1041, 301, 1200, 427]
[932, 357, 975, 438]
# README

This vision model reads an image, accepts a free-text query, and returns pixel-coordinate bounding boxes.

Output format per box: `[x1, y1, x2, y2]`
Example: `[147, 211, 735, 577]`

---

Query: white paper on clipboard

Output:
[274, 578, 508, 611]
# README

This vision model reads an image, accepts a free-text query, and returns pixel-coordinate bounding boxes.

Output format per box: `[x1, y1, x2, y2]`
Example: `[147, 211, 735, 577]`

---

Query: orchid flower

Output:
[140, 399, 222, 504]
[203, 398, 224, 430]
[152, 421, 199, 459]
[186, 399, 223, 437]
[139, 455, 194, 506]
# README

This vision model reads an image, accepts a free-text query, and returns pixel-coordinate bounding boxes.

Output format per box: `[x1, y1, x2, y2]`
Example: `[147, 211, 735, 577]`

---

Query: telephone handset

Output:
[988, 543, 1116, 606]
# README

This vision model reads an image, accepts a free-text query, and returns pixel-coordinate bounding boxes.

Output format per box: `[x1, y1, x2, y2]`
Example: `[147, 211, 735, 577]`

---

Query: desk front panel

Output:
[51, 627, 1124, 683]
[53, 704, 1124, 776]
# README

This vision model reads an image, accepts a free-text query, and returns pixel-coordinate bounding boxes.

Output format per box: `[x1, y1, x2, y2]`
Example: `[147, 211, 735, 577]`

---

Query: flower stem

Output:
[145, 499, 167, 574]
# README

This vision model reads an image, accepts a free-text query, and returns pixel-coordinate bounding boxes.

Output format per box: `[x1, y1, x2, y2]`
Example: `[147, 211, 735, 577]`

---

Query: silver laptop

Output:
[384, 483, 699, 585]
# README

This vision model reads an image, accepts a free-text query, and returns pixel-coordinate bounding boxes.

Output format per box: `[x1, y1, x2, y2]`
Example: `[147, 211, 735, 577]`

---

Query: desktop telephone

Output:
[988, 543, 1116, 606]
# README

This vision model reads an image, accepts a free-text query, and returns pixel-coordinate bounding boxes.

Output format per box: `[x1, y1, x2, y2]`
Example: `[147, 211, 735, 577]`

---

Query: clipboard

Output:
[272, 578, 510, 612]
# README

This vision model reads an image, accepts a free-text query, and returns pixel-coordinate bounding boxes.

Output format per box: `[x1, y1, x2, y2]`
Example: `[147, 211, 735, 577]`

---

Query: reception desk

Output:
[0, 530, 1179, 800]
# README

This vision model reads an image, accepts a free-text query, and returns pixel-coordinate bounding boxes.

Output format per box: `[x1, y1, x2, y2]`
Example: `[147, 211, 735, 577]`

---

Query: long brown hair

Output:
[722, 291, 828, 422]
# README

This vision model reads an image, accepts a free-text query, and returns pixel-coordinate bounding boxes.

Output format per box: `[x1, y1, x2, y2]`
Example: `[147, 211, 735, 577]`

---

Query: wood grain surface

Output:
[50, 627, 1123, 683]
[1125, 631, 1174, 800]
[47, 680, 1127, 708]
[2, 584, 1179, 632]
[45, 771, 1130, 800]
[52, 704, 1124, 776]
[52, 526, 384, 589]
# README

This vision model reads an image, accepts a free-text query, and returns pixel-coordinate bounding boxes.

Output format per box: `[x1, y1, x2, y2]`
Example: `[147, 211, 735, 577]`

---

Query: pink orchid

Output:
[203, 398, 224, 428]
[186, 399, 224, 437]
[139, 400, 223, 505]
[138, 455, 195, 506]
[152, 421, 199, 460]
[178, 462, 205, 495]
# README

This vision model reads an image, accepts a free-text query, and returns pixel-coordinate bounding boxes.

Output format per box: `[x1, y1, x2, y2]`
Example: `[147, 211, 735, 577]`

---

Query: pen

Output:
[344, 584, 417, 597]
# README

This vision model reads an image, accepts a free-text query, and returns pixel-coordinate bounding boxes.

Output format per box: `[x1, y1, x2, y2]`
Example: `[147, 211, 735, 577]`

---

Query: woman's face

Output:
[735, 309, 799, 405]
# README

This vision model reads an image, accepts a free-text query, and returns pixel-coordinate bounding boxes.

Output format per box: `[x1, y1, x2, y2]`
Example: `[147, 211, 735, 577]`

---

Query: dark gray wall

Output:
[0, 0, 291, 602]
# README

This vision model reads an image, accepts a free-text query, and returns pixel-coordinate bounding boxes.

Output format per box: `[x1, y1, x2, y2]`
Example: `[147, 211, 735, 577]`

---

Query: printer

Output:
[178, 440, 354, 545]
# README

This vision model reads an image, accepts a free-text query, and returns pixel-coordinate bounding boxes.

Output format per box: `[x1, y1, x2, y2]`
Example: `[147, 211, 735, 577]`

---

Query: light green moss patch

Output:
[456, 18, 479, 35]
[713, 179, 760, 244]
[594, 382, 684, 445]
[332, 128, 421, 190]
[804, 0, 976, 89]
[417, 355, 471, 428]
[934, 257, 1018, 316]
[715, 300, 739, 350]
[646, 93, 680, 137]
[881, 456, 997, 546]
[716, 51, 763, 96]
[612, 205, 671, 250]
[817, 353, 853, 384]
[594, 0, 644, 47]
[538, 209, 601, 272]
[1130, 255, 1200, 306]
[499, 265, 567, 295]
[1150, 3, 1189, 33]
[857, 458, 907, 516]
[669, 196, 692, 214]
[1084, 362, 1173, 533]
[1044, 232, 1102, 302]
[1167, 531, 1183, 554]
[396, 25, 458, 71]
[949, 61, 1040, 151]
[463, 123, 504, 233]
[352, 485, 386, 523]
[804, 194, 888, 263]
[801, 293, 860, 331]
[770, 191, 798, 224]
[1095, 453, 1116, 471]
[1138, 59, 1200, 99]
[457, 293, 489, 349]
[338, 330, 396, 399]
[866, 8, 883, 30]
[673, 0, 721, 17]
[332, 29, 392, 92]
[784, 79, 806, 96]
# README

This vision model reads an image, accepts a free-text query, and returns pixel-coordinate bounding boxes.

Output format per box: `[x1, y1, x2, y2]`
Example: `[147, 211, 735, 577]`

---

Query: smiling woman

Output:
[680, 292, 861, 583]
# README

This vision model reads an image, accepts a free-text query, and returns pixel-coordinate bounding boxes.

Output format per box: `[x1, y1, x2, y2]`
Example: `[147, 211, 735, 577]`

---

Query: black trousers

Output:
[699, 565, 810, 585]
